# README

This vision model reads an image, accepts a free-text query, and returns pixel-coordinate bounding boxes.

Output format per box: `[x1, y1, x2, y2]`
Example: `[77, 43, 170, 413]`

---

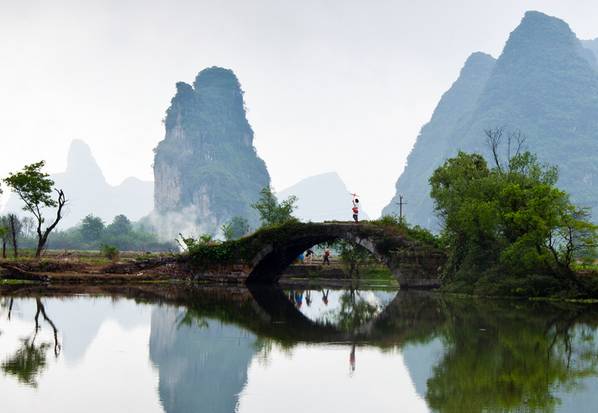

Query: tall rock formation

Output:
[383, 52, 496, 228]
[384, 11, 598, 228]
[2, 139, 154, 228]
[153, 67, 270, 237]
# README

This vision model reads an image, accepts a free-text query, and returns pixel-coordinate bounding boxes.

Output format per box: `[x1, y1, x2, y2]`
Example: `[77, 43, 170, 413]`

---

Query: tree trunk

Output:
[1, 240, 5, 259]
[36, 298, 61, 356]
[34, 189, 66, 258]
[9, 215, 18, 258]
[35, 231, 51, 258]
[35, 240, 44, 258]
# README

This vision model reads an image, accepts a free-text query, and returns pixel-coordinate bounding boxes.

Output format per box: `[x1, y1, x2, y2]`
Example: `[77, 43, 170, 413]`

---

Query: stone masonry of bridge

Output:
[186, 222, 446, 288]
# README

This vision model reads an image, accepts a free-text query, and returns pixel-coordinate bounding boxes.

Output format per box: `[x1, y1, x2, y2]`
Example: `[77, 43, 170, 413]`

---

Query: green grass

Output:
[0, 279, 36, 285]
[573, 261, 598, 272]
[0, 249, 174, 267]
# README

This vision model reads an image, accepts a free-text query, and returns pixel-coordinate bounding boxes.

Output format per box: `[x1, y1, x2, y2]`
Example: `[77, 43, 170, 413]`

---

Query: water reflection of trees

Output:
[2, 285, 598, 412]
[425, 299, 598, 413]
[273, 289, 598, 411]
[1, 298, 61, 387]
[286, 288, 383, 333]
[333, 290, 381, 332]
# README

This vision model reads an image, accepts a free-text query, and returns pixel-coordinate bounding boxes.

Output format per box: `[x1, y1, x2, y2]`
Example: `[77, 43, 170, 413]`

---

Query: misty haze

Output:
[2, 2, 598, 413]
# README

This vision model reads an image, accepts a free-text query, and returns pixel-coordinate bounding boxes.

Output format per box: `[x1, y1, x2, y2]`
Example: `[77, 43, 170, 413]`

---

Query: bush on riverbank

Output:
[430, 141, 597, 298]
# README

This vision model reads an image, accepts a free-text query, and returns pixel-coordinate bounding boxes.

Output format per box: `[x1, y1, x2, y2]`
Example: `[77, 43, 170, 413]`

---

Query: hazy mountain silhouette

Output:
[2, 139, 153, 229]
[149, 306, 258, 413]
[384, 11, 598, 228]
[278, 172, 369, 222]
[384, 52, 496, 228]
[582, 38, 598, 61]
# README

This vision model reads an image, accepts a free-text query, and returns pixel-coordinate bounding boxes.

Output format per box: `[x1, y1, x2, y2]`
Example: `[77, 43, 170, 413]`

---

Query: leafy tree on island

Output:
[252, 187, 298, 227]
[430, 130, 597, 294]
[3, 161, 67, 258]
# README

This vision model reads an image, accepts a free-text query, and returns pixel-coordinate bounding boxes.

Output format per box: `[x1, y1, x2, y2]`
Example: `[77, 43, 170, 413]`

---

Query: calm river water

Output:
[1, 285, 598, 412]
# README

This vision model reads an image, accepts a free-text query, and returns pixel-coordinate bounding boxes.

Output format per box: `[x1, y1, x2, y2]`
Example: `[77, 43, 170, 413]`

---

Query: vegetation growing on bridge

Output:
[186, 220, 440, 270]
[370, 215, 441, 249]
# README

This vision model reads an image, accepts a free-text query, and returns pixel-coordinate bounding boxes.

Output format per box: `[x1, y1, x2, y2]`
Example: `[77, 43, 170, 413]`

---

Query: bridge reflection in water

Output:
[3, 285, 598, 412]
[144, 285, 598, 413]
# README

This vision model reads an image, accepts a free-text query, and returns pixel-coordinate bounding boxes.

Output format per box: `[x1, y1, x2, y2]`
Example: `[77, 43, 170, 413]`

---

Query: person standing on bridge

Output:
[351, 194, 360, 223]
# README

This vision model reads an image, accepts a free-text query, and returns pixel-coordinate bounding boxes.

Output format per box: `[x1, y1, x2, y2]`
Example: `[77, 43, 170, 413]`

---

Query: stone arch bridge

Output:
[188, 222, 446, 289]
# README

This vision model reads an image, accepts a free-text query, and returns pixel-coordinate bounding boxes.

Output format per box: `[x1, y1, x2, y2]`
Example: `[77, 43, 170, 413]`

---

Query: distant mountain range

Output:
[384, 11, 598, 229]
[2, 139, 153, 229]
[2, 140, 364, 233]
[278, 172, 369, 222]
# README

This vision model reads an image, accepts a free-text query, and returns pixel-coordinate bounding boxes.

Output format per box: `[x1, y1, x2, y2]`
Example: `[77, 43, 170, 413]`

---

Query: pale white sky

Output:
[1, 0, 598, 216]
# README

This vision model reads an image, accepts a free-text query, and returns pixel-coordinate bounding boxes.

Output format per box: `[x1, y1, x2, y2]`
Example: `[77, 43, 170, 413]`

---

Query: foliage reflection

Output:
[1, 298, 61, 387]
[1, 286, 598, 413]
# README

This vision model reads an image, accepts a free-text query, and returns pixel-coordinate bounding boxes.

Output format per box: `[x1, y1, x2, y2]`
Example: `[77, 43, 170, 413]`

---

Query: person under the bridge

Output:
[351, 194, 360, 223]
[323, 248, 331, 265]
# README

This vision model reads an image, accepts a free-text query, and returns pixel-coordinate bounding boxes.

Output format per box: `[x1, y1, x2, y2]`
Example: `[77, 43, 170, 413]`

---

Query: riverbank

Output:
[0, 253, 397, 289]
[2, 251, 597, 301]
[439, 268, 598, 301]
[0, 252, 181, 284]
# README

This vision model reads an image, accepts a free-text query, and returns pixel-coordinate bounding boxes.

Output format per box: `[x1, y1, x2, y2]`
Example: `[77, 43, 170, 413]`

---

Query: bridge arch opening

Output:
[246, 231, 394, 284]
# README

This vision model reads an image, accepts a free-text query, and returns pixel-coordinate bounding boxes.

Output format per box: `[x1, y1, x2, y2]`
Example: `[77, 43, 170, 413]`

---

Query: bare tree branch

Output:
[485, 128, 504, 173]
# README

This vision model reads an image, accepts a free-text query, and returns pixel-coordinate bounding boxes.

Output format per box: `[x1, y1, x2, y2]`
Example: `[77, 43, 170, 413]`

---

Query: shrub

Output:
[100, 244, 119, 261]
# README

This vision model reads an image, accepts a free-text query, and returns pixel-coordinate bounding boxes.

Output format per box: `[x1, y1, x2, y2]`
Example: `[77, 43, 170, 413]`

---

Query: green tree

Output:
[430, 143, 597, 292]
[221, 216, 250, 241]
[335, 240, 372, 278]
[0, 221, 8, 259]
[252, 187, 298, 227]
[106, 214, 132, 236]
[3, 161, 67, 257]
[6, 214, 22, 257]
[80, 214, 105, 243]
[100, 244, 119, 261]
